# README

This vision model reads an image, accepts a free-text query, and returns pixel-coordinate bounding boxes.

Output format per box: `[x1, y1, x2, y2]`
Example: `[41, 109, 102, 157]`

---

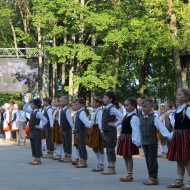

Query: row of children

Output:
[2, 88, 190, 189]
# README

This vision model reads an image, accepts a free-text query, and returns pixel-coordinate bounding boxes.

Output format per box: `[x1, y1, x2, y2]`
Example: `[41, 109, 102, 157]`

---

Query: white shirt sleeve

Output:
[58, 109, 61, 126]
[36, 111, 48, 128]
[122, 107, 127, 116]
[131, 115, 141, 146]
[154, 117, 172, 140]
[96, 110, 103, 130]
[23, 103, 32, 114]
[186, 107, 190, 119]
[66, 109, 74, 129]
[47, 108, 54, 128]
[110, 107, 124, 127]
[79, 111, 90, 128]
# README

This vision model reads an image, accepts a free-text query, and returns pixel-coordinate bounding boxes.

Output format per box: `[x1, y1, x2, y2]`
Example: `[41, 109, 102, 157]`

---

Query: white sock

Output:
[160, 145, 164, 153]
[75, 148, 80, 160]
[163, 145, 168, 153]
[177, 175, 184, 181]
[99, 153, 105, 165]
[16, 134, 19, 142]
[95, 152, 100, 164]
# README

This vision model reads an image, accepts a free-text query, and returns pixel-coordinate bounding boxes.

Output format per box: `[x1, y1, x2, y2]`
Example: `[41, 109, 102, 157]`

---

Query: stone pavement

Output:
[0, 140, 185, 190]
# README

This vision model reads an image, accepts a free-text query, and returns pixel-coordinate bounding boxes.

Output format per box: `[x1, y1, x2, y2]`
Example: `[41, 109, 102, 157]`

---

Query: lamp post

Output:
[44, 40, 53, 97]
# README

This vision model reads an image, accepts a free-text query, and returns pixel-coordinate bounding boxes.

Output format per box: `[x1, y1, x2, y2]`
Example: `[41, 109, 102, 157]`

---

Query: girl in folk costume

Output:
[167, 88, 190, 189]
[11, 104, 19, 144]
[3, 103, 11, 142]
[88, 97, 105, 172]
[51, 99, 63, 160]
[158, 104, 168, 158]
[117, 98, 141, 182]
[16, 103, 27, 146]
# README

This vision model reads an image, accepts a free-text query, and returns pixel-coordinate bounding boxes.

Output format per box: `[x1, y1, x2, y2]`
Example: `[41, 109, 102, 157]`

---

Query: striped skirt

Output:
[87, 124, 104, 149]
[51, 120, 62, 144]
[167, 129, 190, 162]
[117, 134, 139, 157]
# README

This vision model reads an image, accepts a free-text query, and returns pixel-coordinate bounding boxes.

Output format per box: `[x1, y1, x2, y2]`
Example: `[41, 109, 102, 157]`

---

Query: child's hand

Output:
[35, 125, 40, 129]
[108, 122, 115, 127]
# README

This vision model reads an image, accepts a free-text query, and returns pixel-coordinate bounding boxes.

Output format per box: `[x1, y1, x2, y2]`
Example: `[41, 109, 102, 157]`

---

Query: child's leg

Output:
[93, 148, 100, 165]
[99, 148, 105, 166]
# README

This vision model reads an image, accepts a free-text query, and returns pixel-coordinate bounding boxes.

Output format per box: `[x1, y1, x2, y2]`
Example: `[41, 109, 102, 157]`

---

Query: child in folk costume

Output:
[139, 98, 172, 185]
[16, 103, 27, 146]
[74, 98, 90, 168]
[3, 103, 11, 142]
[101, 91, 124, 175]
[11, 104, 19, 144]
[59, 96, 74, 163]
[88, 97, 105, 172]
[51, 99, 63, 160]
[167, 88, 190, 189]
[117, 98, 141, 182]
[71, 101, 81, 165]
[42, 97, 54, 158]
[157, 104, 168, 158]
[23, 99, 47, 165]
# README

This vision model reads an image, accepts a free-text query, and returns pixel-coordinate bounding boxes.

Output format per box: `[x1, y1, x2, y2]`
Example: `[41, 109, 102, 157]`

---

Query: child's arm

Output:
[186, 106, 190, 119]
[131, 115, 141, 147]
[110, 107, 124, 127]
[154, 117, 173, 140]
[66, 109, 74, 129]
[35, 111, 48, 129]
[79, 111, 90, 128]
[47, 108, 54, 128]
[23, 102, 32, 114]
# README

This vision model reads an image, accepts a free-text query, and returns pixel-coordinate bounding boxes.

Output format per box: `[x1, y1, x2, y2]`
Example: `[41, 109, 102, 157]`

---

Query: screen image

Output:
[0, 58, 38, 93]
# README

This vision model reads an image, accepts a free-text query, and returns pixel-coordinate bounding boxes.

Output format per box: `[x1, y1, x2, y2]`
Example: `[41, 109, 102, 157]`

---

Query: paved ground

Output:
[0, 140, 186, 190]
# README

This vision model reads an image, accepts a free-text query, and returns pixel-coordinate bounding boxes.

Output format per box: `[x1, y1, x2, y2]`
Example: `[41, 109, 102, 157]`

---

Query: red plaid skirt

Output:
[167, 129, 190, 162]
[117, 134, 139, 157]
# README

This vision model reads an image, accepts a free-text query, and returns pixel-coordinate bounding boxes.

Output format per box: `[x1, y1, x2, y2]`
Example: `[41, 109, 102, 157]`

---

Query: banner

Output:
[0, 58, 38, 93]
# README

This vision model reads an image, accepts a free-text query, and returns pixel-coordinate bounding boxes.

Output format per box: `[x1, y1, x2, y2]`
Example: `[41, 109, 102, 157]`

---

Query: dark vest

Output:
[43, 106, 51, 127]
[121, 113, 136, 134]
[174, 105, 190, 130]
[139, 113, 157, 145]
[75, 109, 86, 133]
[29, 110, 40, 131]
[102, 105, 116, 132]
[60, 107, 71, 130]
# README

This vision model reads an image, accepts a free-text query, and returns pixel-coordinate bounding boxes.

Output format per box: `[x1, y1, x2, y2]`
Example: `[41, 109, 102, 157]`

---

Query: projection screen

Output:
[0, 58, 38, 93]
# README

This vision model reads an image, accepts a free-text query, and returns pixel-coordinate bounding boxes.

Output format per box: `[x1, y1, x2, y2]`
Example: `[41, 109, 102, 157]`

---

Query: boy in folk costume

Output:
[59, 96, 74, 163]
[23, 99, 47, 165]
[139, 98, 172, 185]
[16, 103, 27, 146]
[74, 98, 90, 168]
[42, 97, 54, 158]
[101, 91, 124, 175]
[51, 99, 63, 160]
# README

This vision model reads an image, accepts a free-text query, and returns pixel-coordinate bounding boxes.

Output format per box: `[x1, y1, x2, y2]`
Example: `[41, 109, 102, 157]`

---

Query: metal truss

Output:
[0, 48, 38, 57]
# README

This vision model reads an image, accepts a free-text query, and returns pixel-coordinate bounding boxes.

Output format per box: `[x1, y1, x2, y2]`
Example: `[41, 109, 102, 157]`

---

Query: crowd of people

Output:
[0, 88, 190, 189]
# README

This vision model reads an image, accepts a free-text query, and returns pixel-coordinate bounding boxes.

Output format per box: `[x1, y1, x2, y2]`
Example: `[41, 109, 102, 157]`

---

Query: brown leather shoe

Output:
[181, 185, 190, 190]
[167, 181, 184, 188]
[120, 176, 133, 182]
[75, 162, 87, 168]
[29, 160, 41, 165]
[143, 178, 158, 185]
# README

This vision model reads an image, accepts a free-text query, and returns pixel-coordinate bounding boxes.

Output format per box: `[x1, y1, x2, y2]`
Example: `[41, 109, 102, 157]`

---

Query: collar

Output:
[105, 104, 113, 109]
[62, 106, 68, 111]
[46, 105, 51, 110]
[177, 103, 187, 110]
[77, 107, 84, 112]
[127, 110, 136, 116]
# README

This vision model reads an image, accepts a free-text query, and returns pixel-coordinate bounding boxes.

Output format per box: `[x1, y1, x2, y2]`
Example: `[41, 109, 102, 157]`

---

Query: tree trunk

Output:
[168, 0, 186, 89]
[113, 46, 120, 93]
[37, 25, 45, 98]
[139, 55, 147, 95]
[10, 20, 19, 58]
[52, 35, 57, 98]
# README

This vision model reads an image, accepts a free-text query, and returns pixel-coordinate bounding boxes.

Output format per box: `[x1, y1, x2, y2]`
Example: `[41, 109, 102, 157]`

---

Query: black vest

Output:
[75, 109, 86, 133]
[174, 105, 190, 130]
[29, 110, 40, 131]
[121, 113, 136, 134]
[60, 107, 71, 130]
[43, 106, 52, 127]
[102, 105, 116, 132]
[139, 113, 157, 145]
